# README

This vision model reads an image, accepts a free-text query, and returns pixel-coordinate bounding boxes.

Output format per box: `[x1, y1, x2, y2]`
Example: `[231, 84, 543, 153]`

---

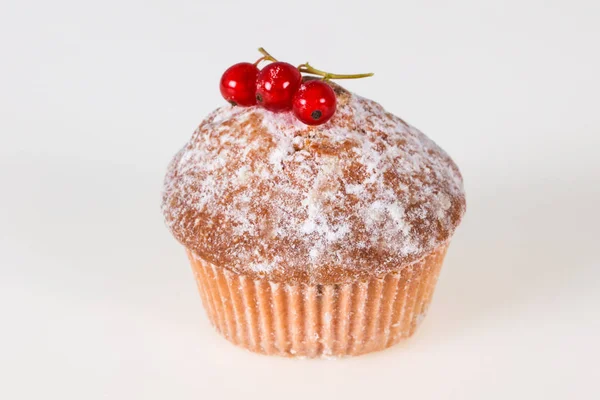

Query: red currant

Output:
[220, 62, 259, 106]
[292, 80, 337, 125]
[255, 62, 302, 112]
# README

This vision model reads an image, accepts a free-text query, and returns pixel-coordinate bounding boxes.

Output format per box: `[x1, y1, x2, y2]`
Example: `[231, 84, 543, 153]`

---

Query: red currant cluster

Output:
[220, 48, 373, 126]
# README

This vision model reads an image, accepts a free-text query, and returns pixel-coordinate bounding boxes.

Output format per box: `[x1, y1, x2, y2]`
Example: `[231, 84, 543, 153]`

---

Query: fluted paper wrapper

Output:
[187, 245, 448, 358]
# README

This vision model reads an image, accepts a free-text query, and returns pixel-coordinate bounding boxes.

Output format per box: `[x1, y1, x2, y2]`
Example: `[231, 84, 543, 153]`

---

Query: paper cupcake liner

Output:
[187, 245, 448, 358]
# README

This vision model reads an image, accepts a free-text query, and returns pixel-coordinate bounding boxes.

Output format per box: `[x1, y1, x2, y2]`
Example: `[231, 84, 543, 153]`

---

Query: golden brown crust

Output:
[162, 83, 465, 285]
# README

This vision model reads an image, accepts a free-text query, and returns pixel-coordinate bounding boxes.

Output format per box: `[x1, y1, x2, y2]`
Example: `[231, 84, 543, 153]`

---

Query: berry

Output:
[255, 62, 302, 112]
[220, 62, 259, 106]
[292, 80, 337, 125]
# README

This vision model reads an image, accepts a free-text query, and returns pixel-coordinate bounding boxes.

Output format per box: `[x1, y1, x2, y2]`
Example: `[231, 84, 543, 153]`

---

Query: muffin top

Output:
[162, 84, 465, 284]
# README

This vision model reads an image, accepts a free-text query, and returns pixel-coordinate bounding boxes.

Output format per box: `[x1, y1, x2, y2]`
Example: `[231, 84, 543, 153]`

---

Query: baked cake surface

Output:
[162, 85, 465, 284]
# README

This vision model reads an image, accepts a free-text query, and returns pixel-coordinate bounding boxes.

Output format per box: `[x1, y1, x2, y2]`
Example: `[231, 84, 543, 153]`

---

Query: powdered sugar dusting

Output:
[162, 87, 465, 284]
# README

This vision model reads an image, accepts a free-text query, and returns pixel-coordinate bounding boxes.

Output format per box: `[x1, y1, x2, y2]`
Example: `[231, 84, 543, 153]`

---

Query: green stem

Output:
[298, 62, 374, 80]
[257, 47, 278, 62]
[257, 49, 374, 81]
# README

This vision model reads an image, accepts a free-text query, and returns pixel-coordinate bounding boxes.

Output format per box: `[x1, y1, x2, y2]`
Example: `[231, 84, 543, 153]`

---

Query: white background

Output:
[1, 0, 599, 399]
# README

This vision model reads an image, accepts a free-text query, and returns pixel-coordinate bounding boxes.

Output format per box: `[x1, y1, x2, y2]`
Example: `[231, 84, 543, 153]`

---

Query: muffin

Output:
[162, 82, 466, 357]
